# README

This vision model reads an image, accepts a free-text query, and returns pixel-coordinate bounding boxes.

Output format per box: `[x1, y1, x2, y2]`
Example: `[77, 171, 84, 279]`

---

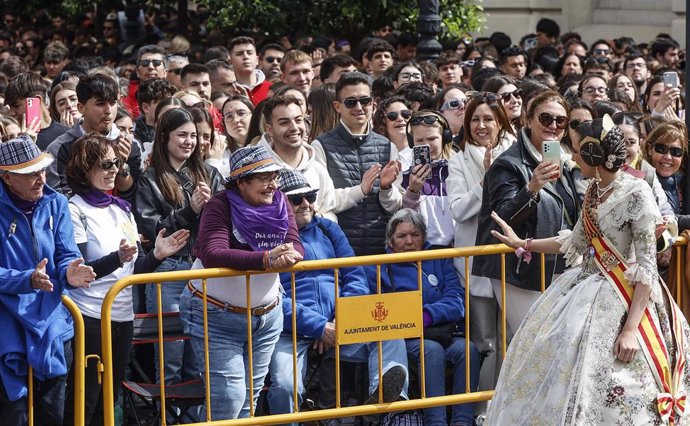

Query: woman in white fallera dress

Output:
[486, 116, 690, 425]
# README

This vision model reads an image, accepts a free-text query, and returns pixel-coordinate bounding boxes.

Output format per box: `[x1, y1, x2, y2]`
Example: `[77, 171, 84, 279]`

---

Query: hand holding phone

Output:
[663, 71, 680, 88]
[25, 97, 41, 132]
[541, 140, 562, 178]
[413, 144, 431, 179]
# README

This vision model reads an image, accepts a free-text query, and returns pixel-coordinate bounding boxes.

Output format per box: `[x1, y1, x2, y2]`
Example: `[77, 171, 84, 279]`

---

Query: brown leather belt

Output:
[186, 282, 279, 316]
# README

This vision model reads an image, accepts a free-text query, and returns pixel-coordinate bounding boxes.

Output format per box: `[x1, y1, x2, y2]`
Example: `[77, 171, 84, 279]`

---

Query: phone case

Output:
[413, 145, 431, 167]
[25, 97, 41, 130]
[663, 72, 679, 88]
[542, 141, 562, 178]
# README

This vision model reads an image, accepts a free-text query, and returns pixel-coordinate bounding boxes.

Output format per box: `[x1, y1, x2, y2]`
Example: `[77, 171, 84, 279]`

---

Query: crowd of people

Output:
[0, 7, 688, 426]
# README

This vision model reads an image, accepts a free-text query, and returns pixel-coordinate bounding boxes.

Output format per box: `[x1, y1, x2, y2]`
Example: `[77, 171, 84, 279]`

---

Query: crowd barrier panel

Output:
[99, 238, 688, 426]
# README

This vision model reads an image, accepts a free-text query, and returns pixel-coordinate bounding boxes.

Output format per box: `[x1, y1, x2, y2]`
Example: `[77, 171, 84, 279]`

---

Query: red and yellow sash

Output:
[582, 193, 686, 424]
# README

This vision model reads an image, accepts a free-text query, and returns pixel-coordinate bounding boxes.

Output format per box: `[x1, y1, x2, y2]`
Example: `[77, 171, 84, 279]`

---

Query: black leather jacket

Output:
[472, 129, 580, 291]
[134, 164, 224, 258]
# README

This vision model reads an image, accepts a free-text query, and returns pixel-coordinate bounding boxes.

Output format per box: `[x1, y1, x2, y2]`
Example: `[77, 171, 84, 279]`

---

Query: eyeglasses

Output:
[224, 110, 251, 121]
[251, 173, 279, 185]
[623, 138, 639, 147]
[385, 110, 412, 121]
[498, 89, 522, 102]
[341, 96, 373, 108]
[653, 143, 684, 158]
[409, 114, 442, 126]
[100, 158, 121, 170]
[138, 59, 164, 68]
[288, 192, 318, 205]
[582, 86, 608, 95]
[265, 56, 283, 64]
[440, 98, 466, 112]
[398, 72, 423, 82]
[568, 118, 590, 130]
[626, 61, 647, 69]
[593, 48, 610, 55]
[537, 112, 569, 129]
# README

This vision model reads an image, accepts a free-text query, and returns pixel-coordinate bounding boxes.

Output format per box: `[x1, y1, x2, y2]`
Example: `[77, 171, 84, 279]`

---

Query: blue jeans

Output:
[180, 287, 283, 420]
[146, 257, 199, 385]
[406, 338, 480, 426]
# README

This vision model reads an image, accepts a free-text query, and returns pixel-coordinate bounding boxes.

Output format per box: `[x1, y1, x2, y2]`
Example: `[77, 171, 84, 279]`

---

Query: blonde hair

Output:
[171, 35, 191, 55]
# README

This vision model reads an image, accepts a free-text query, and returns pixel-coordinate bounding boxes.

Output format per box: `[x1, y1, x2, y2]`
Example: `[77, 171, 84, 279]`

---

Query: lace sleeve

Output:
[557, 217, 588, 267]
[626, 187, 663, 303]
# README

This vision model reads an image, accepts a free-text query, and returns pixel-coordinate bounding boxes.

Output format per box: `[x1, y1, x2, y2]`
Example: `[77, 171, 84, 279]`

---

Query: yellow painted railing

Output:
[98, 238, 688, 425]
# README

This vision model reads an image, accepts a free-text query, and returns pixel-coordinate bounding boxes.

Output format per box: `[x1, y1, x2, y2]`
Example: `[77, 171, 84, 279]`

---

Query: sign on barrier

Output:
[337, 291, 422, 344]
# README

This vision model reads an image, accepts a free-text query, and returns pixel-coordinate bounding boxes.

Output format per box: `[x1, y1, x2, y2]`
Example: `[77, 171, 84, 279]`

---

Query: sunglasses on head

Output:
[409, 114, 442, 126]
[385, 110, 412, 121]
[100, 158, 121, 170]
[288, 192, 317, 205]
[139, 59, 164, 68]
[498, 89, 522, 102]
[466, 91, 499, 103]
[440, 98, 466, 112]
[538, 112, 569, 129]
[654, 143, 684, 158]
[568, 118, 591, 130]
[341, 96, 373, 108]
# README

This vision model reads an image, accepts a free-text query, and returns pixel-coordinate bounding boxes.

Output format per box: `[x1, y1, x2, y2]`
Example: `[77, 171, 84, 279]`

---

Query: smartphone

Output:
[25, 97, 41, 131]
[413, 144, 431, 178]
[663, 71, 680, 88]
[542, 140, 562, 178]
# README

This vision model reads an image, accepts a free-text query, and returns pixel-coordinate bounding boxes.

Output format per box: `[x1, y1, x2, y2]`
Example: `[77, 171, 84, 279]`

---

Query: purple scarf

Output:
[79, 189, 132, 213]
[226, 188, 289, 251]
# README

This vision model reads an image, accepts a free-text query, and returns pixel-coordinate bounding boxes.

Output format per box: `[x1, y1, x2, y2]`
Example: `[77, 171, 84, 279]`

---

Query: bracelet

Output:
[526, 185, 538, 200]
[515, 238, 533, 264]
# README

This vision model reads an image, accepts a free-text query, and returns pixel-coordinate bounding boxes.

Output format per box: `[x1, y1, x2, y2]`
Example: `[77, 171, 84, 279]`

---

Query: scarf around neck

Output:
[79, 188, 132, 213]
[226, 188, 289, 251]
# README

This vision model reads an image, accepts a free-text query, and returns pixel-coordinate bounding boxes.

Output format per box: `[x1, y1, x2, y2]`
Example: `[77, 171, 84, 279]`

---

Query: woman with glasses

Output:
[180, 145, 303, 420]
[645, 121, 690, 231]
[446, 94, 514, 375]
[373, 95, 413, 153]
[474, 90, 581, 332]
[222, 95, 254, 152]
[482, 75, 525, 139]
[63, 134, 191, 425]
[134, 108, 224, 392]
[435, 83, 468, 140]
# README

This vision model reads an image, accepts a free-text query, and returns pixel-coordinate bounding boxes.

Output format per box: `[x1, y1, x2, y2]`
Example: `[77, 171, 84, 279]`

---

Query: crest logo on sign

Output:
[371, 302, 389, 322]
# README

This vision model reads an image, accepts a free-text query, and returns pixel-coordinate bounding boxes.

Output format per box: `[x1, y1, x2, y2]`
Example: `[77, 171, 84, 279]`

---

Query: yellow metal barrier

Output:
[100, 239, 689, 425]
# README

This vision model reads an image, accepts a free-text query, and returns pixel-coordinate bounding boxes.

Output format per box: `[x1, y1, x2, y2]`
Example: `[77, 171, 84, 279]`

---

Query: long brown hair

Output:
[151, 108, 209, 205]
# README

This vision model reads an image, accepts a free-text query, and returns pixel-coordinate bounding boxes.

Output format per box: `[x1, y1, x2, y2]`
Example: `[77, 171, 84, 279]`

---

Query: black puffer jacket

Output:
[472, 129, 580, 291]
[134, 164, 224, 258]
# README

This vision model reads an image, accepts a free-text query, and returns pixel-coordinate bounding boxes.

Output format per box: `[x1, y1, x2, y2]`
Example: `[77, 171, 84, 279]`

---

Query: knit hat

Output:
[0, 134, 54, 174]
[279, 169, 316, 196]
[227, 145, 284, 182]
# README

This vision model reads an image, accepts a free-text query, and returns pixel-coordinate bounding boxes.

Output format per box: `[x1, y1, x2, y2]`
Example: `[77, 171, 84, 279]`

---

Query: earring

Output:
[594, 168, 601, 183]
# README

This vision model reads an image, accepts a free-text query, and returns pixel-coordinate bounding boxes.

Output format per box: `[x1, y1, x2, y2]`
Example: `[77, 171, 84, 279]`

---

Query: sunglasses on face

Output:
[385, 110, 412, 121]
[288, 192, 318, 205]
[265, 56, 283, 64]
[568, 118, 591, 130]
[537, 112, 569, 129]
[399, 72, 423, 81]
[341, 96, 373, 108]
[593, 48, 610, 55]
[654, 143, 684, 158]
[139, 59, 164, 68]
[100, 158, 121, 170]
[409, 114, 442, 126]
[498, 89, 523, 102]
[440, 98, 466, 112]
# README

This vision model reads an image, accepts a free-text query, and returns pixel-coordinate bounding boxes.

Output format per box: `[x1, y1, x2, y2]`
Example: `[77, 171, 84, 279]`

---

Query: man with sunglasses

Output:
[259, 43, 286, 82]
[120, 45, 167, 119]
[257, 95, 337, 222]
[166, 54, 189, 89]
[267, 170, 408, 421]
[312, 72, 403, 256]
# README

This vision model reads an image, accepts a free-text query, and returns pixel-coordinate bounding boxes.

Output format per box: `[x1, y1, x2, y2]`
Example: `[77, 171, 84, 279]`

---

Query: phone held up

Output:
[25, 97, 41, 132]
[663, 71, 680, 88]
[542, 140, 562, 179]
[413, 144, 431, 179]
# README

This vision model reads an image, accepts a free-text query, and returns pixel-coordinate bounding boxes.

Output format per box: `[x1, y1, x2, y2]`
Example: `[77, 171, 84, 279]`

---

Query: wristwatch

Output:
[118, 163, 131, 177]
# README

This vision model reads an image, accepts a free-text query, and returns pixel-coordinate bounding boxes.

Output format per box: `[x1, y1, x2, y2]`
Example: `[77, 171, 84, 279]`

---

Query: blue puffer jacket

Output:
[366, 243, 464, 325]
[279, 216, 369, 339]
[0, 183, 80, 401]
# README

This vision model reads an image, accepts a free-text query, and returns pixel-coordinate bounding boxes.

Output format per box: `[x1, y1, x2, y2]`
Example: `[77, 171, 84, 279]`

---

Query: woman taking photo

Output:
[373, 95, 413, 153]
[180, 145, 303, 420]
[135, 108, 224, 388]
[64, 134, 190, 425]
[447, 94, 514, 362]
[473, 90, 580, 332]
[486, 116, 690, 425]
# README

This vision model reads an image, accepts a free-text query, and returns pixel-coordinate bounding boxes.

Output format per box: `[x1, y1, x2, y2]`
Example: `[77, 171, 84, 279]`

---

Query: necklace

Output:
[596, 173, 619, 199]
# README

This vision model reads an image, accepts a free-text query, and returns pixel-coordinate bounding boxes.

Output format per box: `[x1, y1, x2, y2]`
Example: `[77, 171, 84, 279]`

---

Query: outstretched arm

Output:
[490, 211, 562, 254]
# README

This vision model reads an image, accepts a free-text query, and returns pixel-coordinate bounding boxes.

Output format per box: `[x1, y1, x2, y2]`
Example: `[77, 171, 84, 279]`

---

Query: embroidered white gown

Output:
[486, 173, 690, 425]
